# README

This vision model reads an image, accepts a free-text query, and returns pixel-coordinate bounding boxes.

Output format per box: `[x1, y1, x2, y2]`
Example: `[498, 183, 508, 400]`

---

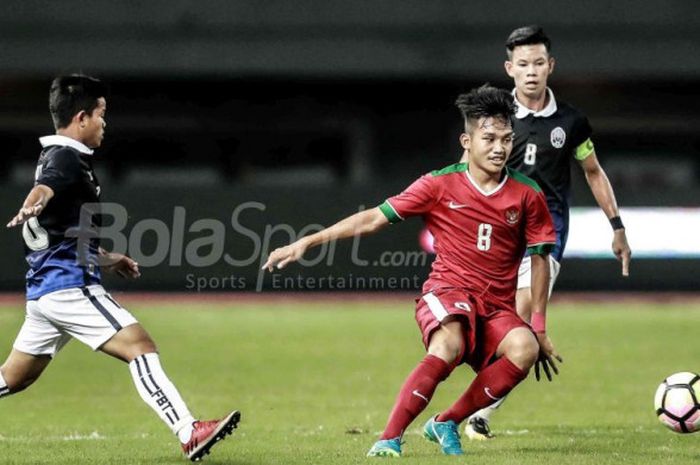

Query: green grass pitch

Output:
[0, 297, 699, 464]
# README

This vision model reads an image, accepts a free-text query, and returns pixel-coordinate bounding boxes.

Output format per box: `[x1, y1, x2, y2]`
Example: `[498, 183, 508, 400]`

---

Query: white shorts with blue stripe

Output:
[13, 284, 137, 357]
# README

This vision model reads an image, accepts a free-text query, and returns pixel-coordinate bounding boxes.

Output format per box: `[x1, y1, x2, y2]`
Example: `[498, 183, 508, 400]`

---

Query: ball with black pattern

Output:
[654, 372, 700, 433]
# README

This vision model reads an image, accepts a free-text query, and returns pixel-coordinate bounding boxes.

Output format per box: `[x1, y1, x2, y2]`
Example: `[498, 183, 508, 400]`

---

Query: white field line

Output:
[0, 432, 153, 442]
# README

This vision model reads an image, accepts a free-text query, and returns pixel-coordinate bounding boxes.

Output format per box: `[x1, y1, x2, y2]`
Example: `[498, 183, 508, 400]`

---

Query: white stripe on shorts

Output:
[423, 292, 448, 321]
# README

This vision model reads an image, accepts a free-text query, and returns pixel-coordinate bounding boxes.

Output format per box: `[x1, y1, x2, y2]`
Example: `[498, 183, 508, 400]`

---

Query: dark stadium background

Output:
[0, 0, 698, 292]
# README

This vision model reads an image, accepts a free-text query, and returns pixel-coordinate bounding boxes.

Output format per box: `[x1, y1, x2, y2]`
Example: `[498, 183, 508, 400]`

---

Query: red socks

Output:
[379, 354, 528, 438]
[437, 356, 527, 424]
[380, 354, 452, 439]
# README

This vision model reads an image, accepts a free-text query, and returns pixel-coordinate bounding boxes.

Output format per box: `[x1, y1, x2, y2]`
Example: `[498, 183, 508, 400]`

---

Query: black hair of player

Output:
[505, 25, 551, 59]
[49, 74, 109, 130]
[455, 84, 516, 134]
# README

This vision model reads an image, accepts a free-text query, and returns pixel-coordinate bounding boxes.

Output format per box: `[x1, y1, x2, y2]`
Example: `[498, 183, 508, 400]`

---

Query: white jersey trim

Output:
[513, 87, 558, 119]
[464, 170, 509, 197]
[39, 135, 94, 155]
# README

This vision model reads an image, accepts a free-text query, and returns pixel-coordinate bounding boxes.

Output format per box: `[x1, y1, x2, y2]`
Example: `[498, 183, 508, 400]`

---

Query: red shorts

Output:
[415, 288, 530, 372]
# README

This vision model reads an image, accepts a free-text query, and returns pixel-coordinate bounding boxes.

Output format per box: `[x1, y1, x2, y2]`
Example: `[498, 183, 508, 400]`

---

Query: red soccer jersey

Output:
[379, 162, 555, 308]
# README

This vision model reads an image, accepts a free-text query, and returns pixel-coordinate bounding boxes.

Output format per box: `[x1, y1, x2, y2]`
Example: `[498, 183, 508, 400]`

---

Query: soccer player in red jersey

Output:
[263, 85, 561, 457]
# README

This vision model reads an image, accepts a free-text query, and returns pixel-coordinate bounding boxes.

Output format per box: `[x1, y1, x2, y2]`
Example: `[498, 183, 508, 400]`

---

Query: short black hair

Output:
[505, 25, 551, 58]
[455, 84, 516, 133]
[49, 74, 108, 129]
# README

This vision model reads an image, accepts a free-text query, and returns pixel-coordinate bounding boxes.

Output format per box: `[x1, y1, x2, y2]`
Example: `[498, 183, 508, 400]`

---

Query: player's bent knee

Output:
[501, 329, 539, 370]
[99, 324, 159, 362]
[119, 339, 158, 362]
[131, 341, 158, 358]
[510, 337, 539, 370]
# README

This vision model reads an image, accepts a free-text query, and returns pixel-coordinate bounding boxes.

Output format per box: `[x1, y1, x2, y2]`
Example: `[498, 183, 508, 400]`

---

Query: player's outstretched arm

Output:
[6, 184, 55, 228]
[530, 253, 563, 382]
[262, 207, 390, 271]
[578, 152, 631, 277]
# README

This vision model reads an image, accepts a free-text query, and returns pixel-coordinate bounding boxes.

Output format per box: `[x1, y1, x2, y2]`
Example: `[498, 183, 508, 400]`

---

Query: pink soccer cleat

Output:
[182, 410, 241, 461]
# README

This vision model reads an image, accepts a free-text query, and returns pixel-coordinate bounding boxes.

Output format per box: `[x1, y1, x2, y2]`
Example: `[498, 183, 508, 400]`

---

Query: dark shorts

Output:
[415, 288, 530, 372]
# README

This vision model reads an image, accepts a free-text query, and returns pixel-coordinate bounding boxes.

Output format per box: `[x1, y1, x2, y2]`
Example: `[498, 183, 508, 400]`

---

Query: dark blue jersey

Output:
[23, 135, 102, 299]
[507, 88, 593, 216]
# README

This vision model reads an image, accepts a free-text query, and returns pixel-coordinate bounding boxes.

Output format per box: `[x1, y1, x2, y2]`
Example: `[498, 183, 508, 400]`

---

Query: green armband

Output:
[527, 243, 555, 256]
[378, 200, 403, 224]
[574, 138, 595, 161]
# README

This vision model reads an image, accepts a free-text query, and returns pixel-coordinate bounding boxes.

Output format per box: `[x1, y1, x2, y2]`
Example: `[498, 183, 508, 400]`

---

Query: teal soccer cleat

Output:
[423, 416, 464, 455]
[367, 437, 402, 457]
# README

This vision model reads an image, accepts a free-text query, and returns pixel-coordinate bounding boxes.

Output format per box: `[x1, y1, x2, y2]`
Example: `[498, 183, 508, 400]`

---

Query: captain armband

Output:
[574, 138, 595, 161]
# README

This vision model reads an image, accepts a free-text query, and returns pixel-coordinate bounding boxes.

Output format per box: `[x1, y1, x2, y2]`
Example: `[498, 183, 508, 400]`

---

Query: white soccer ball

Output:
[655, 372, 700, 433]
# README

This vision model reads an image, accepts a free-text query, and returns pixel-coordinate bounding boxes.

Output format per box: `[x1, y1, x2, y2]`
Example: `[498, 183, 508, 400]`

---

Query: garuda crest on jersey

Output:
[505, 208, 520, 225]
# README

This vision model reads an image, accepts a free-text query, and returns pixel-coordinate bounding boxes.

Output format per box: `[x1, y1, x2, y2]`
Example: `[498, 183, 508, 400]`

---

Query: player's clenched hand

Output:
[262, 239, 310, 271]
[535, 333, 563, 382]
[100, 252, 141, 279]
[612, 229, 631, 277]
[6, 204, 44, 228]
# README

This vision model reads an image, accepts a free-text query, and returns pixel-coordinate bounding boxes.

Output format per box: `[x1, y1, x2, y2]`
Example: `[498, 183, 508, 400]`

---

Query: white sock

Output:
[471, 395, 507, 422]
[0, 369, 9, 398]
[128, 353, 195, 441]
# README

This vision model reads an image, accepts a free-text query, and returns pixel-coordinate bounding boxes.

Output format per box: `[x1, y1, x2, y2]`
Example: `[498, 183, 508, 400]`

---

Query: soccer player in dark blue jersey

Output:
[465, 26, 632, 440]
[3, 75, 239, 461]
